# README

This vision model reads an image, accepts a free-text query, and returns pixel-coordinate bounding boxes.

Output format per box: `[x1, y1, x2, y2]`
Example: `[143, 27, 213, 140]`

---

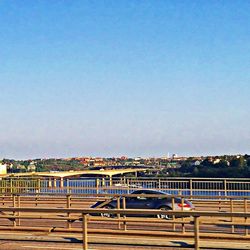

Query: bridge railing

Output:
[0, 177, 249, 197]
[0, 206, 249, 250]
[121, 177, 250, 196]
[0, 193, 249, 214]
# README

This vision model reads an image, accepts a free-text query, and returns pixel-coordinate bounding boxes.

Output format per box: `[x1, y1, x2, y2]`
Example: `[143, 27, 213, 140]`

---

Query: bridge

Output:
[0, 168, 146, 189]
[1, 168, 145, 178]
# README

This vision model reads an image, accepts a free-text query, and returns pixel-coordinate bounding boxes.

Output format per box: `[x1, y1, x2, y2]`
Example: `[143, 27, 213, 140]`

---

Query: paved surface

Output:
[0, 232, 249, 250]
[0, 241, 183, 250]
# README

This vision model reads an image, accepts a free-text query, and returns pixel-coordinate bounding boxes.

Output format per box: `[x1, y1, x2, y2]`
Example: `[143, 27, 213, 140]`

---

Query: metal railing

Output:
[0, 177, 249, 197]
[0, 193, 249, 214]
[0, 206, 249, 250]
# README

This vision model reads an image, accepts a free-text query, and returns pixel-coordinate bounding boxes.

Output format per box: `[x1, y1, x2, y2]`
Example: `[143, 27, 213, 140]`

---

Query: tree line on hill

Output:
[155, 155, 250, 178]
[2, 154, 250, 178]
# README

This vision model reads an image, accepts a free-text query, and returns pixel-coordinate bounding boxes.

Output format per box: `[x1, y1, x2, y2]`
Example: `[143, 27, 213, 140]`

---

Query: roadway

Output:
[0, 230, 249, 250]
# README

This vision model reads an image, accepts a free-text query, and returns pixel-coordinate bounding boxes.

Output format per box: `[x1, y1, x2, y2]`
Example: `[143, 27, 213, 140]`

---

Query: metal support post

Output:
[181, 197, 185, 233]
[35, 194, 38, 207]
[10, 179, 13, 193]
[13, 195, 16, 227]
[158, 179, 161, 190]
[117, 197, 121, 229]
[53, 178, 57, 188]
[48, 178, 52, 188]
[37, 178, 41, 193]
[194, 216, 200, 250]
[224, 179, 227, 196]
[244, 198, 248, 235]
[67, 195, 71, 229]
[60, 177, 64, 188]
[172, 197, 176, 231]
[82, 214, 88, 250]
[230, 199, 235, 233]
[135, 171, 137, 178]
[17, 195, 20, 226]
[109, 176, 112, 186]
[122, 197, 127, 231]
[66, 179, 69, 193]
[190, 179, 193, 196]
[96, 179, 99, 194]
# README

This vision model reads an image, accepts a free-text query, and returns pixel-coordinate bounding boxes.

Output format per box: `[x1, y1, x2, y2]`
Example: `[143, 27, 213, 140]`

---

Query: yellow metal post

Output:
[82, 214, 88, 250]
[96, 179, 99, 194]
[66, 179, 69, 193]
[194, 216, 200, 250]
[190, 179, 193, 196]
[48, 178, 52, 188]
[17, 195, 20, 226]
[172, 197, 176, 231]
[230, 199, 235, 233]
[37, 178, 41, 193]
[12, 195, 16, 227]
[158, 179, 161, 190]
[117, 197, 121, 229]
[35, 194, 38, 206]
[244, 198, 248, 235]
[224, 179, 227, 196]
[109, 176, 112, 186]
[122, 197, 127, 231]
[60, 177, 64, 188]
[67, 194, 71, 229]
[10, 179, 13, 193]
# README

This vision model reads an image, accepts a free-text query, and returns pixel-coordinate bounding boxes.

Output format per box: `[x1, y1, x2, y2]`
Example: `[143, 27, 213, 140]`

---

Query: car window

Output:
[145, 190, 166, 200]
[139, 192, 154, 200]
[131, 190, 166, 200]
[132, 190, 143, 194]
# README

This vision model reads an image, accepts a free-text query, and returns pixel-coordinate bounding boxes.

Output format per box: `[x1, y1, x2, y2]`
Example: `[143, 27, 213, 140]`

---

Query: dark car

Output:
[91, 189, 194, 219]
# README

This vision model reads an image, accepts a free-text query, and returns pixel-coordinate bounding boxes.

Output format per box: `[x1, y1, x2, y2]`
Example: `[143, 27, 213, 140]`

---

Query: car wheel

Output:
[101, 205, 114, 218]
[157, 206, 172, 220]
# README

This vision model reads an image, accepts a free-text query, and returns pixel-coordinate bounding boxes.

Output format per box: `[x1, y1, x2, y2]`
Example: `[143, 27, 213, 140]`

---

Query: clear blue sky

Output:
[0, 1, 249, 159]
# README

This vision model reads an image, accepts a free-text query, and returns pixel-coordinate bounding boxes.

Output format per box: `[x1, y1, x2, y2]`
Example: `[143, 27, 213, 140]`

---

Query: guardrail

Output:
[0, 193, 249, 213]
[1, 177, 250, 196]
[115, 177, 250, 196]
[0, 206, 249, 250]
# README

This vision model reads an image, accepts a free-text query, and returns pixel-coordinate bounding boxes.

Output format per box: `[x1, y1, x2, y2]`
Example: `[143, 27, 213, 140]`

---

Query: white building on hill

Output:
[0, 162, 7, 175]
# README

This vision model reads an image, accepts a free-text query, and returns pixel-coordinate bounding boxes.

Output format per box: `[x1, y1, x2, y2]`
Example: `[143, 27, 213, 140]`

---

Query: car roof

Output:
[131, 189, 167, 195]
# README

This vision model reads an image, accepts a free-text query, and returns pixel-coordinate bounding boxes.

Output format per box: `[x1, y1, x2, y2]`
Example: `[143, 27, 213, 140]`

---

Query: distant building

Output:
[213, 159, 221, 164]
[0, 163, 7, 175]
[172, 154, 178, 159]
[194, 160, 201, 166]
[134, 157, 142, 161]
[27, 164, 36, 171]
